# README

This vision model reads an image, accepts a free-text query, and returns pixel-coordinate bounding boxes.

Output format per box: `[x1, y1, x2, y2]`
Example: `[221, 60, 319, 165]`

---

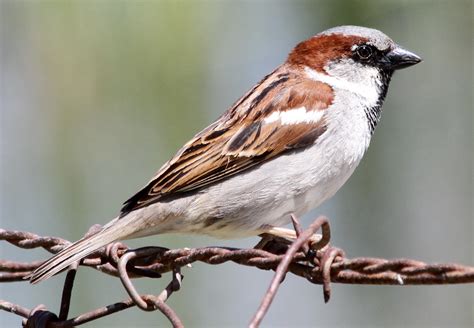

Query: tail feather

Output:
[29, 218, 128, 284]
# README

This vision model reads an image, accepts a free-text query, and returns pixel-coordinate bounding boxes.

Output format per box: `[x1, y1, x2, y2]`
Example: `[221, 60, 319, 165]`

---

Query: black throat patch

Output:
[365, 69, 393, 134]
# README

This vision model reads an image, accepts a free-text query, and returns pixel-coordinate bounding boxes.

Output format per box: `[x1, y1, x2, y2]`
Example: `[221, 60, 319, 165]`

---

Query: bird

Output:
[29, 25, 421, 284]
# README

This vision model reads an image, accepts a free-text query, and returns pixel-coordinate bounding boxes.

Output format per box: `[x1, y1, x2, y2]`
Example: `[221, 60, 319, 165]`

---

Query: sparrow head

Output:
[287, 26, 421, 134]
[287, 25, 422, 81]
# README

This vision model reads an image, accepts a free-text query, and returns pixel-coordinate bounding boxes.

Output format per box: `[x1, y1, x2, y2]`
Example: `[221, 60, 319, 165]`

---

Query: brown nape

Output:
[285, 80, 334, 110]
[287, 34, 368, 72]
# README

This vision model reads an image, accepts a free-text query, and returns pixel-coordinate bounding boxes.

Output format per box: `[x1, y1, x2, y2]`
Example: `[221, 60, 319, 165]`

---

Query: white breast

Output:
[181, 96, 372, 238]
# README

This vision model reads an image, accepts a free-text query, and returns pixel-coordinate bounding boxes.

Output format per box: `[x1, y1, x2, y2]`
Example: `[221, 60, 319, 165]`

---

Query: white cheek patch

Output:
[264, 107, 324, 125]
[304, 66, 380, 107]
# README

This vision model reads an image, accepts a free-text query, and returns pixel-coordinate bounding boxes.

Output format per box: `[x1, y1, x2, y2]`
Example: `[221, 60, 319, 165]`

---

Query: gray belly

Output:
[184, 143, 361, 238]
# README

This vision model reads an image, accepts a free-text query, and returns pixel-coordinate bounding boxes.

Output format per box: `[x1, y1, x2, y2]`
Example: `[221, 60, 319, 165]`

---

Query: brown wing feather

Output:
[121, 67, 333, 214]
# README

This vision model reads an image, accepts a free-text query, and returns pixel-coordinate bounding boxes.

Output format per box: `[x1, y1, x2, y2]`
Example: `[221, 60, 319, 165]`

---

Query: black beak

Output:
[382, 45, 422, 70]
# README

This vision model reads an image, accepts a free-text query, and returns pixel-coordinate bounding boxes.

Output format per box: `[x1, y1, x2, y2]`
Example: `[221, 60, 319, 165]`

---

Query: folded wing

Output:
[121, 69, 333, 214]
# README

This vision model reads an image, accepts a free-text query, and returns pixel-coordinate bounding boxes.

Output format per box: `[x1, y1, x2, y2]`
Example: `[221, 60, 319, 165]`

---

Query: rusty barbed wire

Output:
[1, 216, 474, 327]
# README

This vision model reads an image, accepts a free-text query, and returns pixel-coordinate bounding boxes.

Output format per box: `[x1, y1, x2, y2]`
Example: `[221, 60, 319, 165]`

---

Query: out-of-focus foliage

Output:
[1, 1, 472, 327]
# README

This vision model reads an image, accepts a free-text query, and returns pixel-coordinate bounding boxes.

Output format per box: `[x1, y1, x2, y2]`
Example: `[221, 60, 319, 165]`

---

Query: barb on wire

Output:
[118, 247, 183, 327]
[1, 215, 474, 327]
[249, 216, 331, 328]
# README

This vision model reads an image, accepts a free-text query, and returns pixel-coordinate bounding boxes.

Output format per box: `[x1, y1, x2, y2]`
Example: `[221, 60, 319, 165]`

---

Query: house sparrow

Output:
[30, 25, 421, 283]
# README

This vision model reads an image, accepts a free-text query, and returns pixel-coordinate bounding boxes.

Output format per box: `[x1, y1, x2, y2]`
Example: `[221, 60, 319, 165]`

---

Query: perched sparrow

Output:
[30, 26, 421, 283]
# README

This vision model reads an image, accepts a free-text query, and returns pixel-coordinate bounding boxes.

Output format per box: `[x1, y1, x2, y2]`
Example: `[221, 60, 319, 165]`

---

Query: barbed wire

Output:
[1, 216, 473, 327]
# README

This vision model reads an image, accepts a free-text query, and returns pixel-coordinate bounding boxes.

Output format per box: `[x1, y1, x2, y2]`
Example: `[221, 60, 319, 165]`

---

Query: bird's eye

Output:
[356, 45, 373, 60]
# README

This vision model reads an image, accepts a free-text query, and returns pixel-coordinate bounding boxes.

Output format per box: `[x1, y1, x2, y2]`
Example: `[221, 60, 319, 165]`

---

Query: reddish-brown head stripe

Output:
[287, 34, 368, 72]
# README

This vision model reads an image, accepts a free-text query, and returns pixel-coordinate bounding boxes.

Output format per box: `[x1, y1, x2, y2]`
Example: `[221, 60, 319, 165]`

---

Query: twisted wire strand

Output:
[1, 220, 473, 327]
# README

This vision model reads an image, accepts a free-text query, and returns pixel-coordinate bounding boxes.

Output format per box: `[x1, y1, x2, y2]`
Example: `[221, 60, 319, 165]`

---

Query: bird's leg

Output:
[289, 214, 317, 262]
[255, 227, 296, 251]
[255, 225, 323, 256]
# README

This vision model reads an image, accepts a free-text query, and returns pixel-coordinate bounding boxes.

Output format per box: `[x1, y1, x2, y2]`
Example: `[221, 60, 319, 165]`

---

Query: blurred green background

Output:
[1, 0, 472, 327]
